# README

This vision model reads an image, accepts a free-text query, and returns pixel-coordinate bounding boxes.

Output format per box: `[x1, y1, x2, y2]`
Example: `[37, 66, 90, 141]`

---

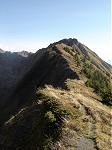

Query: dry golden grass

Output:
[43, 81, 111, 150]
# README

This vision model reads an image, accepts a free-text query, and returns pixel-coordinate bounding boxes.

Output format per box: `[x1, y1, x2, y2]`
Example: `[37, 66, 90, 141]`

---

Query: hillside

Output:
[0, 38, 112, 150]
[0, 50, 32, 102]
[0, 48, 47, 103]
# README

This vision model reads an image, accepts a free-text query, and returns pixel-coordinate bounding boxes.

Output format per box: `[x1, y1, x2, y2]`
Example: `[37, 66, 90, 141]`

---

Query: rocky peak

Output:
[0, 48, 5, 53]
[48, 38, 78, 48]
[17, 50, 32, 57]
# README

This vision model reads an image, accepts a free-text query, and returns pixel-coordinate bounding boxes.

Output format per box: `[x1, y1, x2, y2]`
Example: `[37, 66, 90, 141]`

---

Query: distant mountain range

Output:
[0, 38, 111, 150]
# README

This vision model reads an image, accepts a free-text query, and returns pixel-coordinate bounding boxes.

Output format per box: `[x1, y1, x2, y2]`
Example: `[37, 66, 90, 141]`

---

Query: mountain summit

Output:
[0, 38, 111, 150]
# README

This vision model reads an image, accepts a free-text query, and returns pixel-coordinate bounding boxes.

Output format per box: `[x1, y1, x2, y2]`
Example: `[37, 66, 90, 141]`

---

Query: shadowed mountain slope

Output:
[0, 38, 111, 150]
[0, 50, 32, 102]
[0, 48, 48, 103]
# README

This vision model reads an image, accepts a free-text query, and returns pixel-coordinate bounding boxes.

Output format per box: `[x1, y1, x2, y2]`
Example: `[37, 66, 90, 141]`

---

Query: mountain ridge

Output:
[0, 38, 111, 150]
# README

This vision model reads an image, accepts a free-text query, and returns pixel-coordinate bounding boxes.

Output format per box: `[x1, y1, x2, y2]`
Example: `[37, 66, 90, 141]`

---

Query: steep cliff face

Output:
[0, 38, 111, 150]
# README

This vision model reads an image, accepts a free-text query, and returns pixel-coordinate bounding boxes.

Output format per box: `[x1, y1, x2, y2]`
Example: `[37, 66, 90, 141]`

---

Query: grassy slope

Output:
[2, 85, 111, 150]
[0, 39, 112, 149]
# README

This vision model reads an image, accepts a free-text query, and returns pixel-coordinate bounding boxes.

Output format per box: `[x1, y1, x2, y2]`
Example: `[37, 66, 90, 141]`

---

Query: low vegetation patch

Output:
[35, 89, 82, 149]
[63, 46, 112, 106]
[83, 64, 112, 106]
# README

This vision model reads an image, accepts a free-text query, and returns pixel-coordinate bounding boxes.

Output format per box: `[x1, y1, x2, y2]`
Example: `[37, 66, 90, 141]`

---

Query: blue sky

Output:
[0, 0, 111, 64]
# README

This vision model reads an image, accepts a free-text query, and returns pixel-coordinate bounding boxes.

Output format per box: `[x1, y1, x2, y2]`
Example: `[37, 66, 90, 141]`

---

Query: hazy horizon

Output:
[0, 0, 111, 64]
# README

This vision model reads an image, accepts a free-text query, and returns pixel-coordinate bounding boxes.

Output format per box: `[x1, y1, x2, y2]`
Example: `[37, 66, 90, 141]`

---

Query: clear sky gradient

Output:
[0, 0, 111, 64]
